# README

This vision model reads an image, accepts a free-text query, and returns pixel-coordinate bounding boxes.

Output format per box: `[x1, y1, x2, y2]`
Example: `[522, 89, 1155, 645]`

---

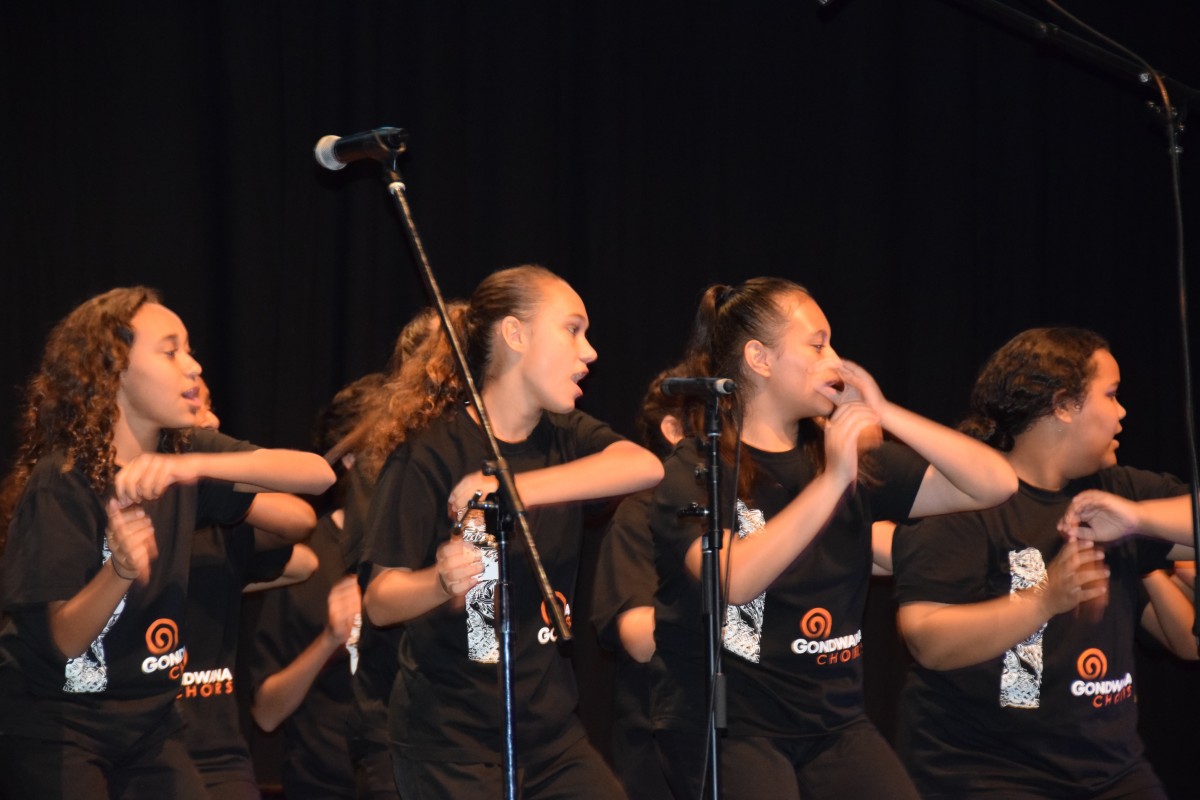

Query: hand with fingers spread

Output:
[822, 401, 882, 486]
[447, 471, 498, 521]
[325, 575, 363, 645]
[1041, 538, 1110, 618]
[112, 453, 199, 507]
[105, 498, 158, 585]
[1057, 490, 1140, 543]
[815, 358, 886, 413]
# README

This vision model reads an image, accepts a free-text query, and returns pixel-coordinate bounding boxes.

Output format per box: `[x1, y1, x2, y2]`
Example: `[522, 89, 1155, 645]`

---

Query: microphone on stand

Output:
[314, 127, 409, 170]
[661, 377, 738, 397]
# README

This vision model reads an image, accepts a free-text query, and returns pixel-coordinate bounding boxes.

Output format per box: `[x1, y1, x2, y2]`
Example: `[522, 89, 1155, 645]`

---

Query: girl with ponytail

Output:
[362, 265, 663, 798]
[651, 278, 1016, 799]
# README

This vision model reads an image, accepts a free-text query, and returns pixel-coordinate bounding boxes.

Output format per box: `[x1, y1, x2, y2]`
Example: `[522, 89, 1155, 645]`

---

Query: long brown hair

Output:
[0, 287, 191, 543]
[353, 263, 564, 480]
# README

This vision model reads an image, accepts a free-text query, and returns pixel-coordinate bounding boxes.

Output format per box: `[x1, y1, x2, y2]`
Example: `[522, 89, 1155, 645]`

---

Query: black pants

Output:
[392, 735, 626, 800]
[0, 727, 207, 800]
[656, 718, 919, 800]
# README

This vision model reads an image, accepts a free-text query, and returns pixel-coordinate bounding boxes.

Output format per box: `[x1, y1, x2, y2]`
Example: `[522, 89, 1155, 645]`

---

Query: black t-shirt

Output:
[366, 408, 623, 763]
[0, 429, 255, 743]
[591, 490, 656, 653]
[179, 523, 291, 783]
[251, 514, 358, 799]
[892, 466, 1183, 798]
[651, 438, 927, 737]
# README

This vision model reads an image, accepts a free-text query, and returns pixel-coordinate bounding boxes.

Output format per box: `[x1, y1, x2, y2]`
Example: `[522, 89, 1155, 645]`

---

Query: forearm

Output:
[246, 493, 318, 546]
[252, 631, 345, 732]
[1135, 497, 1196, 546]
[189, 449, 335, 495]
[515, 441, 663, 506]
[690, 471, 848, 605]
[898, 593, 1050, 671]
[1142, 570, 1199, 660]
[364, 566, 447, 627]
[881, 402, 1017, 516]
[47, 561, 134, 658]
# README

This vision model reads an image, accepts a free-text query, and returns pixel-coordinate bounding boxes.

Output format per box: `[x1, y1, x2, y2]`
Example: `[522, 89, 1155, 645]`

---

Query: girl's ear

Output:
[1051, 389, 1079, 424]
[744, 339, 771, 379]
[499, 315, 528, 354]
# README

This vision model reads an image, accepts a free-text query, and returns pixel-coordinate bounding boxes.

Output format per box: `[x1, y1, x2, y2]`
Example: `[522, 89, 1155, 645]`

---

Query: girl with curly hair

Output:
[892, 327, 1195, 799]
[362, 265, 664, 798]
[0, 287, 334, 799]
[649, 278, 1017, 799]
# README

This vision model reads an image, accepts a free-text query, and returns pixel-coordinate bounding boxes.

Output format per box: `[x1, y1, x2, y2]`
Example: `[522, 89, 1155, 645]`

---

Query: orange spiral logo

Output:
[145, 619, 179, 655]
[800, 608, 833, 638]
[1077, 648, 1108, 680]
[540, 592, 572, 629]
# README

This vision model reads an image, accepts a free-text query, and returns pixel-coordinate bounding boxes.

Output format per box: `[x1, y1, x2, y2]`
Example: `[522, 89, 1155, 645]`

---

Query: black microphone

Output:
[314, 127, 409, 170]
[661, 377, 738, 397]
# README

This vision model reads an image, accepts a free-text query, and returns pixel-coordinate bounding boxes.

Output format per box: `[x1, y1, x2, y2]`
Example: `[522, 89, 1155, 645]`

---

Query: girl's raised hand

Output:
[105, 498, 158, 585]
[823, 401, 882, 486]
[113, 453, 199, 507]
[1058, 490, 1140, 543]
[815, 359, 886, 413]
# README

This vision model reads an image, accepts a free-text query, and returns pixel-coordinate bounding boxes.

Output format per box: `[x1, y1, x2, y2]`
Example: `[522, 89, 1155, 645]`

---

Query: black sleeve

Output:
[865, 441, 931, 523]
[2, 478, 105, 607]
[1101, 466, 1187, 575]
[893, 511, 994, 606]
[189, 429, 261, 527]
[366, 441, 445, 573]
[591, 491, 656, 651]
[563, 410, 625, 455]
[650, 442, 709, 574]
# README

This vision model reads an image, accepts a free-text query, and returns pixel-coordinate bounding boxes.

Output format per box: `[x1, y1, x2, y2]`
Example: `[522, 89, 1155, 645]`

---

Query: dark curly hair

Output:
[960, 327, 1110, 451]
[0, 287, 192, 547]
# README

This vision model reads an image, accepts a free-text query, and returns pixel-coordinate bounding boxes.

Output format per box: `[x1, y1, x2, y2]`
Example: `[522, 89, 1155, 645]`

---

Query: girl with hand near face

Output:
[362, 265, 662, 799]
[650, 278, 1016, 800]
[0, 287, 334, 800]
[893, 327, 1192, 799]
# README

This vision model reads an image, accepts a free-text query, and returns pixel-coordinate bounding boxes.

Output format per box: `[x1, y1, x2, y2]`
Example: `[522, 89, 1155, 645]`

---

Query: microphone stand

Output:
[942, 0, 1200, 648]
[680, 393, 728, 800]
[377, 147, 571, 799]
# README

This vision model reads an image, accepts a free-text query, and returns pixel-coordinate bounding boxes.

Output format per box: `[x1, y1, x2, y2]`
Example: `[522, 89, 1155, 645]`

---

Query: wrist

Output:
[108, 556, 136, 581]
[436, 569, 454, 599]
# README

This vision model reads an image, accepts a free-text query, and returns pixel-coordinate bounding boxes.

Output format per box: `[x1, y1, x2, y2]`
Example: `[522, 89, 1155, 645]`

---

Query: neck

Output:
[740, 398, 800, 452]
[477, 383, 541, 443]
[1006, 429, 1069, 490]
[111, 411, 158, 465]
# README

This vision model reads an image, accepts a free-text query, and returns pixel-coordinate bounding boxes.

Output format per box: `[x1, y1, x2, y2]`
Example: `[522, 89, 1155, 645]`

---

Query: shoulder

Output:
[19, 453, 101, 511]
[185, 428, 259, 454]
[541, 410, 624, 447]
[1094, 465, 1187, 500]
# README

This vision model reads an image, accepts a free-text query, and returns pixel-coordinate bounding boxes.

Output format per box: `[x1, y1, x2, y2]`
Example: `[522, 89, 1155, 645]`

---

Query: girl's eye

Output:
[813, 344, 825, 353]
[164, 350, 177, 359]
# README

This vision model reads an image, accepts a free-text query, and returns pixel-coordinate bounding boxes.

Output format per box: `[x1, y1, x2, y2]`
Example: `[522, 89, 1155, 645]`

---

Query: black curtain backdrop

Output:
[4, 0, 1200, 793]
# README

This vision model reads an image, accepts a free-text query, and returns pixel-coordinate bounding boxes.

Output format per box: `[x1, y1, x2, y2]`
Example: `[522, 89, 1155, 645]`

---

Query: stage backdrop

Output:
[3, 0, 1199, 793]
